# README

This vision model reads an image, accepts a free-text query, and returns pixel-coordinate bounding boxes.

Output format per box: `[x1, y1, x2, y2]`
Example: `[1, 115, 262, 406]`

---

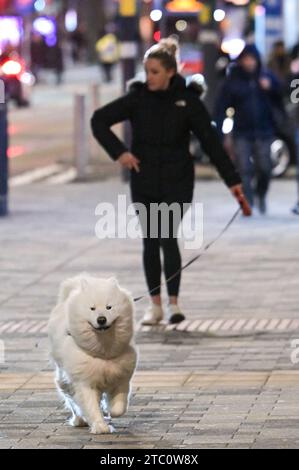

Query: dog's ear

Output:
[107, 277, 119, 287]
[80, 278, 89, 292]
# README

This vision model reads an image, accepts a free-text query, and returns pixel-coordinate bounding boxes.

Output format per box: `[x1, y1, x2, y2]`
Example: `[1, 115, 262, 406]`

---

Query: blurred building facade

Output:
[1, 1, 299, 65]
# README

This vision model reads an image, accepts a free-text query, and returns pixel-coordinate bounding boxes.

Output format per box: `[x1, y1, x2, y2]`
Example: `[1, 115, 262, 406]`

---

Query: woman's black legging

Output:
[133, 197, 189, 297]
[142, 234, 181, 296]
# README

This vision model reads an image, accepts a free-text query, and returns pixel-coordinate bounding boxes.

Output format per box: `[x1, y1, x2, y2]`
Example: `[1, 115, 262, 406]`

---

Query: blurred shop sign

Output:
[0, 0, 9, 14]
[264, 0, 283, 54]
[119, 41, 138, 59]
[264, 0, 281, 15]
[14, 0, 34, 14]
[180, 43, 203, 74]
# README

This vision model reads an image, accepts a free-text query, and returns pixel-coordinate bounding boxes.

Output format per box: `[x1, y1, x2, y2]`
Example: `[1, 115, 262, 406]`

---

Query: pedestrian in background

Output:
[30, 32, 46, 83]
[268, 41, 298, 185]
[268, 40, 291, 94]
[70, 25, 87, 63]
[91, 38, 249, 326]
[290, 76, 299, 215]
[95, 31, 120, 83]
[52, 40, 64, 85]
[215, 45, 283, 214]
[292, 111, 299, 215]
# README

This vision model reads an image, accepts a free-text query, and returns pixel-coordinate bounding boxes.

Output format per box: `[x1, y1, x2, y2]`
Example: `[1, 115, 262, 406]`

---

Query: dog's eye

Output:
[106, 305, 112, 310]
[90, 306, 96, 311]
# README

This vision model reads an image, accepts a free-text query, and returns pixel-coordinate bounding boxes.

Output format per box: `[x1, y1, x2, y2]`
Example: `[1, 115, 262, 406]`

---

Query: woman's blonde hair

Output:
[144, 37, 180, 72]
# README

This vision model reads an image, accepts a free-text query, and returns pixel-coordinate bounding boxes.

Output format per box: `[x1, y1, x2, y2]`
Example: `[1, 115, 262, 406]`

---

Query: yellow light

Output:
[199, 5, 211, 25]
[176, 20, 187, 31]
[165, 0, 203, 13]
[228, 0, 249, 5]
[119, 0, 136, 17]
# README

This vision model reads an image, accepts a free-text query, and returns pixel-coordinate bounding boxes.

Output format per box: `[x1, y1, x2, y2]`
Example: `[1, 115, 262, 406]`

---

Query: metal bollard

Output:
[120, 48, 136, 183]
[89, 84, 102, 161]
[0, 99, 8, 216]
[74, 94, 88, 180]
[90, 83, 100, 111]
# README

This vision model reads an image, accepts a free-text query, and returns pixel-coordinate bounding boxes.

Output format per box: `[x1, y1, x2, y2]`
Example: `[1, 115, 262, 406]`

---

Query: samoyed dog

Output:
[48, 274, 137, 434]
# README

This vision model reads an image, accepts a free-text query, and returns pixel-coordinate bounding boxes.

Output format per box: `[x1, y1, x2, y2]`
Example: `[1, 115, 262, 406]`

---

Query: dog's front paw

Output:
[69, 416, 88, 427]
[110, 402, 127, 418]
[90, 422, 112, 434]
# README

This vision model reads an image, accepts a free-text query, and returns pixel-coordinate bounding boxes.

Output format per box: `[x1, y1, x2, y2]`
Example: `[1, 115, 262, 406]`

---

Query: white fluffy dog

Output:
[48, 274, 137, 434]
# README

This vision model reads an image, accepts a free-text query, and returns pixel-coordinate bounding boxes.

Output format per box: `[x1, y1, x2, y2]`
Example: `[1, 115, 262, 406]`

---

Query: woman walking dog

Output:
[91, 38, 250, 326]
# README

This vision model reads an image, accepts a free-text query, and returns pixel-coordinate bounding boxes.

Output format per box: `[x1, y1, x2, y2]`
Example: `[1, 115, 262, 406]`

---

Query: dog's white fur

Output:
[48, 274, 137, 434]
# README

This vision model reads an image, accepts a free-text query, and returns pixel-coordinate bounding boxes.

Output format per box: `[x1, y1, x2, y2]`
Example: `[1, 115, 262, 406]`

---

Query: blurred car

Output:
[0, 52, 35, 107]
[222, 116, 294, 177]
[191, 112, 294, 177]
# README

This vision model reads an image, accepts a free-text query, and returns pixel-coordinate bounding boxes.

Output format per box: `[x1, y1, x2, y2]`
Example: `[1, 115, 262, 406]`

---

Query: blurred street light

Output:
[150, 9, 163, 21]
[175, 19, 187, 32]
[221, 37, 245, 58]
[213, 9, 225, 22]
[65, 9, 78, 33]
[165, 0, 203, 13]
[34, 0, 46, 12]
[224, 0, 249, 5]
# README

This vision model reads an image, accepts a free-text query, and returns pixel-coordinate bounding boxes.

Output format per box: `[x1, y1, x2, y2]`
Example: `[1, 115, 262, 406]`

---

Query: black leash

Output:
[133, 207, 241, 303]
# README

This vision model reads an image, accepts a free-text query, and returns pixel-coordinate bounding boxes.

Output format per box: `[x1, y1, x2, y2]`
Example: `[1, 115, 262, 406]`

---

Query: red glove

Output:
[230, 184, 252, 217]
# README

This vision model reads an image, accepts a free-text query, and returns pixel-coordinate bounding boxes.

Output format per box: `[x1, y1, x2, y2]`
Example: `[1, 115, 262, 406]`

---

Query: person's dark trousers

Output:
[102, 63, 113, 82]
[233, 137, 273, 207]
[133, 197, 190, 297]
[31, 64, 41, 83]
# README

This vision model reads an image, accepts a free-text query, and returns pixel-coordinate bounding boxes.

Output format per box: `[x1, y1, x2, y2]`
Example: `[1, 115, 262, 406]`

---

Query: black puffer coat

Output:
[91, 74, 241, 202]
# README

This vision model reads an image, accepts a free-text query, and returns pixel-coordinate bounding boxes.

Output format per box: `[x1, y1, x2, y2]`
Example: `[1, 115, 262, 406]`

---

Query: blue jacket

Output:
[214, 45, 282, 139]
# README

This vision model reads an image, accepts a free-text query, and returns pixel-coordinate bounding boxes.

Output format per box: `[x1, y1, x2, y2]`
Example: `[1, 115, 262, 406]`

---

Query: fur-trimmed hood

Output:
[127, 72, 207, 98]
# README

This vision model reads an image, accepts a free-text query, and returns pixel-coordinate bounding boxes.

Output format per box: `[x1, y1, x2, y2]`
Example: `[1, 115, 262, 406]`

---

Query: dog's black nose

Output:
[97, 316, 107, 326]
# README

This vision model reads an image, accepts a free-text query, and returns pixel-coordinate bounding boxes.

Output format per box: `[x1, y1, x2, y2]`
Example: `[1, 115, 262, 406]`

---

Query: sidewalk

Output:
[0, 178, 299, 448]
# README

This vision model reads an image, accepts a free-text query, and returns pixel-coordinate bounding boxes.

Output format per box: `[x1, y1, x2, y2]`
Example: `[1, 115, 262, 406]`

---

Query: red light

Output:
[8, 124, 18, 136]
[153, 30, 161, 42]
[2, 59, 23, 76]
[8, 145, 25, 159]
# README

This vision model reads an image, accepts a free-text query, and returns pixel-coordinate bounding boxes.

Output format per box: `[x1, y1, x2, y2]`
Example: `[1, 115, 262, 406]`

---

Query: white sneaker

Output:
[166, 304, 186, 324]
[141, 304, 164, 325]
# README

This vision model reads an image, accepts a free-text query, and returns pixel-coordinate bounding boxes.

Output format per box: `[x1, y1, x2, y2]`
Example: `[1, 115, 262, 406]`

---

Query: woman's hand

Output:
[118, 152, 140, 173]
[230, 184, 252, 216]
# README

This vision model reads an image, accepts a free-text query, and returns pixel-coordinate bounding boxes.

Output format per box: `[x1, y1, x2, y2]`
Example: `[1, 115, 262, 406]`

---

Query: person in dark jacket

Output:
[30, 32, 46, 82]
[91, 38, 249, 326]
[215, 44, 282, 213]
[268, 40, 291, 92]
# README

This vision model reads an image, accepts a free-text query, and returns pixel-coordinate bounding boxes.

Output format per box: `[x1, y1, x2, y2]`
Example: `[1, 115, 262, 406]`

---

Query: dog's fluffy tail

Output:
[58, 273, 89, 303]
